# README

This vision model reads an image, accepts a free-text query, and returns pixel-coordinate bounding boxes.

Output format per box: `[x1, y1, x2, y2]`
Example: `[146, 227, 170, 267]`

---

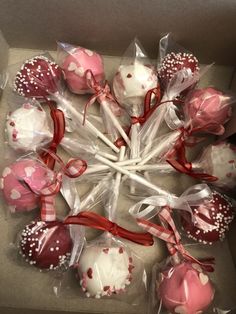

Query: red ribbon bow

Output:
[83, 69, 122, 125]
[136, 207, 214, 272]
[114, 86, 162, 148]
[63, 211, 154, 246]
[166, 125, 218, 182]
[40, 100, 65, 169]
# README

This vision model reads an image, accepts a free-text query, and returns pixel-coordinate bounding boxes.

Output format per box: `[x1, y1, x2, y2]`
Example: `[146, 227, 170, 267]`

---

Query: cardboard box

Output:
[0, 1, 236, 313]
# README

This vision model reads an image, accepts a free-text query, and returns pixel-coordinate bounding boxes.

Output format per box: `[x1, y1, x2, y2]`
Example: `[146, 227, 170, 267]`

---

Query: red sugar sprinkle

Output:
[119, 247, 124, 254]
[87, 267, 93, 279]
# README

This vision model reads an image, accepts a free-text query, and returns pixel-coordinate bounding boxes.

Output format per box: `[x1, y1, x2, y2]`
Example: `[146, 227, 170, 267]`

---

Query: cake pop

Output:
[0, 159, 55, 212]
[19, 220, 72, 270]
[14, 56, 63, 99]
[127, 141, 236, 191]
[6, 103, 52, 152]
[60, 44, 130, 146]
[181, 190, 235, 244]
[199, 141, 236, 190]
[113, 62, 158, 109]
[61, 47, 104, 94]
[77, 244, 133, 298]
[13, 54, 120, 153]
[158, 52, 199, 89]
[184, 87, 232, 133]
[158, 261, 214, 314]
[140, 87, 233, 165]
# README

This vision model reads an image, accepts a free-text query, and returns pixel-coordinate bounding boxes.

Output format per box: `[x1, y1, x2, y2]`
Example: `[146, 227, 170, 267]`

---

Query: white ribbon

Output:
[129, 184, 212, 224]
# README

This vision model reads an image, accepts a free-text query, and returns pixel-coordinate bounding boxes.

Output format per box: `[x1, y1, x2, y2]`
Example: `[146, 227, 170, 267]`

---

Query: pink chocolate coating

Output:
[158, 261, 214, 314]
[184, 87, 232, 134]
[0, 159, 55, 212]
[62, 47, 104, 94]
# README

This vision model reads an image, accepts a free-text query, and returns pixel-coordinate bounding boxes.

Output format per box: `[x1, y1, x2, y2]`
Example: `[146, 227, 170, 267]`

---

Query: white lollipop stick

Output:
[100, 98, 131, 147]
[124, 162, 201, 172]
[129, 122, 141, 193]
[61, 137, 118, 161]
[139, 130, 181, 166]
[94, 154, 172, 197]
[52, 92, 120, 153]
[80, 173, 113, 210]
[111, 146, 126, 219]
[141, 101, 168, 157]
[82, 157, 142, 175]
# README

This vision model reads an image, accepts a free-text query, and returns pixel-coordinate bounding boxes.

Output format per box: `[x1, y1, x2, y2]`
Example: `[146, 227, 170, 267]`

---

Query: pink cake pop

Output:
[158, 52, 199, 89]
[19, 220, 72, 270]
[181, 190, 235, 244]
[61, 47, 104, 94]
[60, 44, 130, 146]
[158, 261, 214, 314]
[0, 159, 55, 212]
[184, 87, 232, 134]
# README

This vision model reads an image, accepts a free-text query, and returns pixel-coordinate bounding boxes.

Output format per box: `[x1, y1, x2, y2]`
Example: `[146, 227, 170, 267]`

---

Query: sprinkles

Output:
[14, 55, 62, 99]
[158, 52, 199, 87]
[181, 190, 235, 244]
[19, 220, 72, 270]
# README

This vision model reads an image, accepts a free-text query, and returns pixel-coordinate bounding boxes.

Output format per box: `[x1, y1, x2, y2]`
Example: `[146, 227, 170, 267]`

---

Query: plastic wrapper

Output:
[5, 97, 53, 154]
[4, 94, 119, 169]
[9, 52, 120, 154]
[139, 87, 233, 167]
[123, 141, 236, 193]
[7, 152, 87, 273]
[129, 183, 235, 245]
[149, 255, 230, 314]
[129, 194, 230, 314]
[140, 33, 202, 156]
[113, 38, 158, 159]
[0, 151, 87, 215]
[54, 158, 153, 303]
[57, 42, 130, 146]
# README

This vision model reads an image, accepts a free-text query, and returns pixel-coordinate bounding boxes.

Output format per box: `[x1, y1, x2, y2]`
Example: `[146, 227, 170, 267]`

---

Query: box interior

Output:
[1, 2, 236, 313]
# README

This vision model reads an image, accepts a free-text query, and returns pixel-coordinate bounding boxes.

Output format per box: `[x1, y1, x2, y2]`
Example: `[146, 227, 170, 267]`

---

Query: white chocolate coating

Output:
[113, 63, 158, 113]
[77, 245, 133, 298]
[6, 104, 52, 152]
[201, 142, 236, 190]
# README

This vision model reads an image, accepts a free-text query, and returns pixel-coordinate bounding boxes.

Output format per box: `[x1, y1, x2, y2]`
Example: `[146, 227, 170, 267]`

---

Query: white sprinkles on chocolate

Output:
[158, 52, 199, 85]
[181, 190, 235, 244]
[20, 220, 72, 270]
[14, 56, 61, 99]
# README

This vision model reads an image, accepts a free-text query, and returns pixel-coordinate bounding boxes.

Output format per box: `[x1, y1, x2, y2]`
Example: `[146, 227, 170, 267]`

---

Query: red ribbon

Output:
[114, 86, 162, 147]
[166, 125, 218, 182]
[131, 86, 162, 125]
[20, 153, 87, 197]
[136, 207, 214, 272]
[40, 101, 65, 169]
[83, 69, 122, 125]
[63, 211, 154, 246]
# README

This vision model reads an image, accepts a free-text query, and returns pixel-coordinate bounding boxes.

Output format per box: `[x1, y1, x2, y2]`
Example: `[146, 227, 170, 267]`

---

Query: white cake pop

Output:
[113, 62, 158, 112]
[6, 103, 52, 152]
[200, 141, 236, 190]
[77, 244, 134, 298]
